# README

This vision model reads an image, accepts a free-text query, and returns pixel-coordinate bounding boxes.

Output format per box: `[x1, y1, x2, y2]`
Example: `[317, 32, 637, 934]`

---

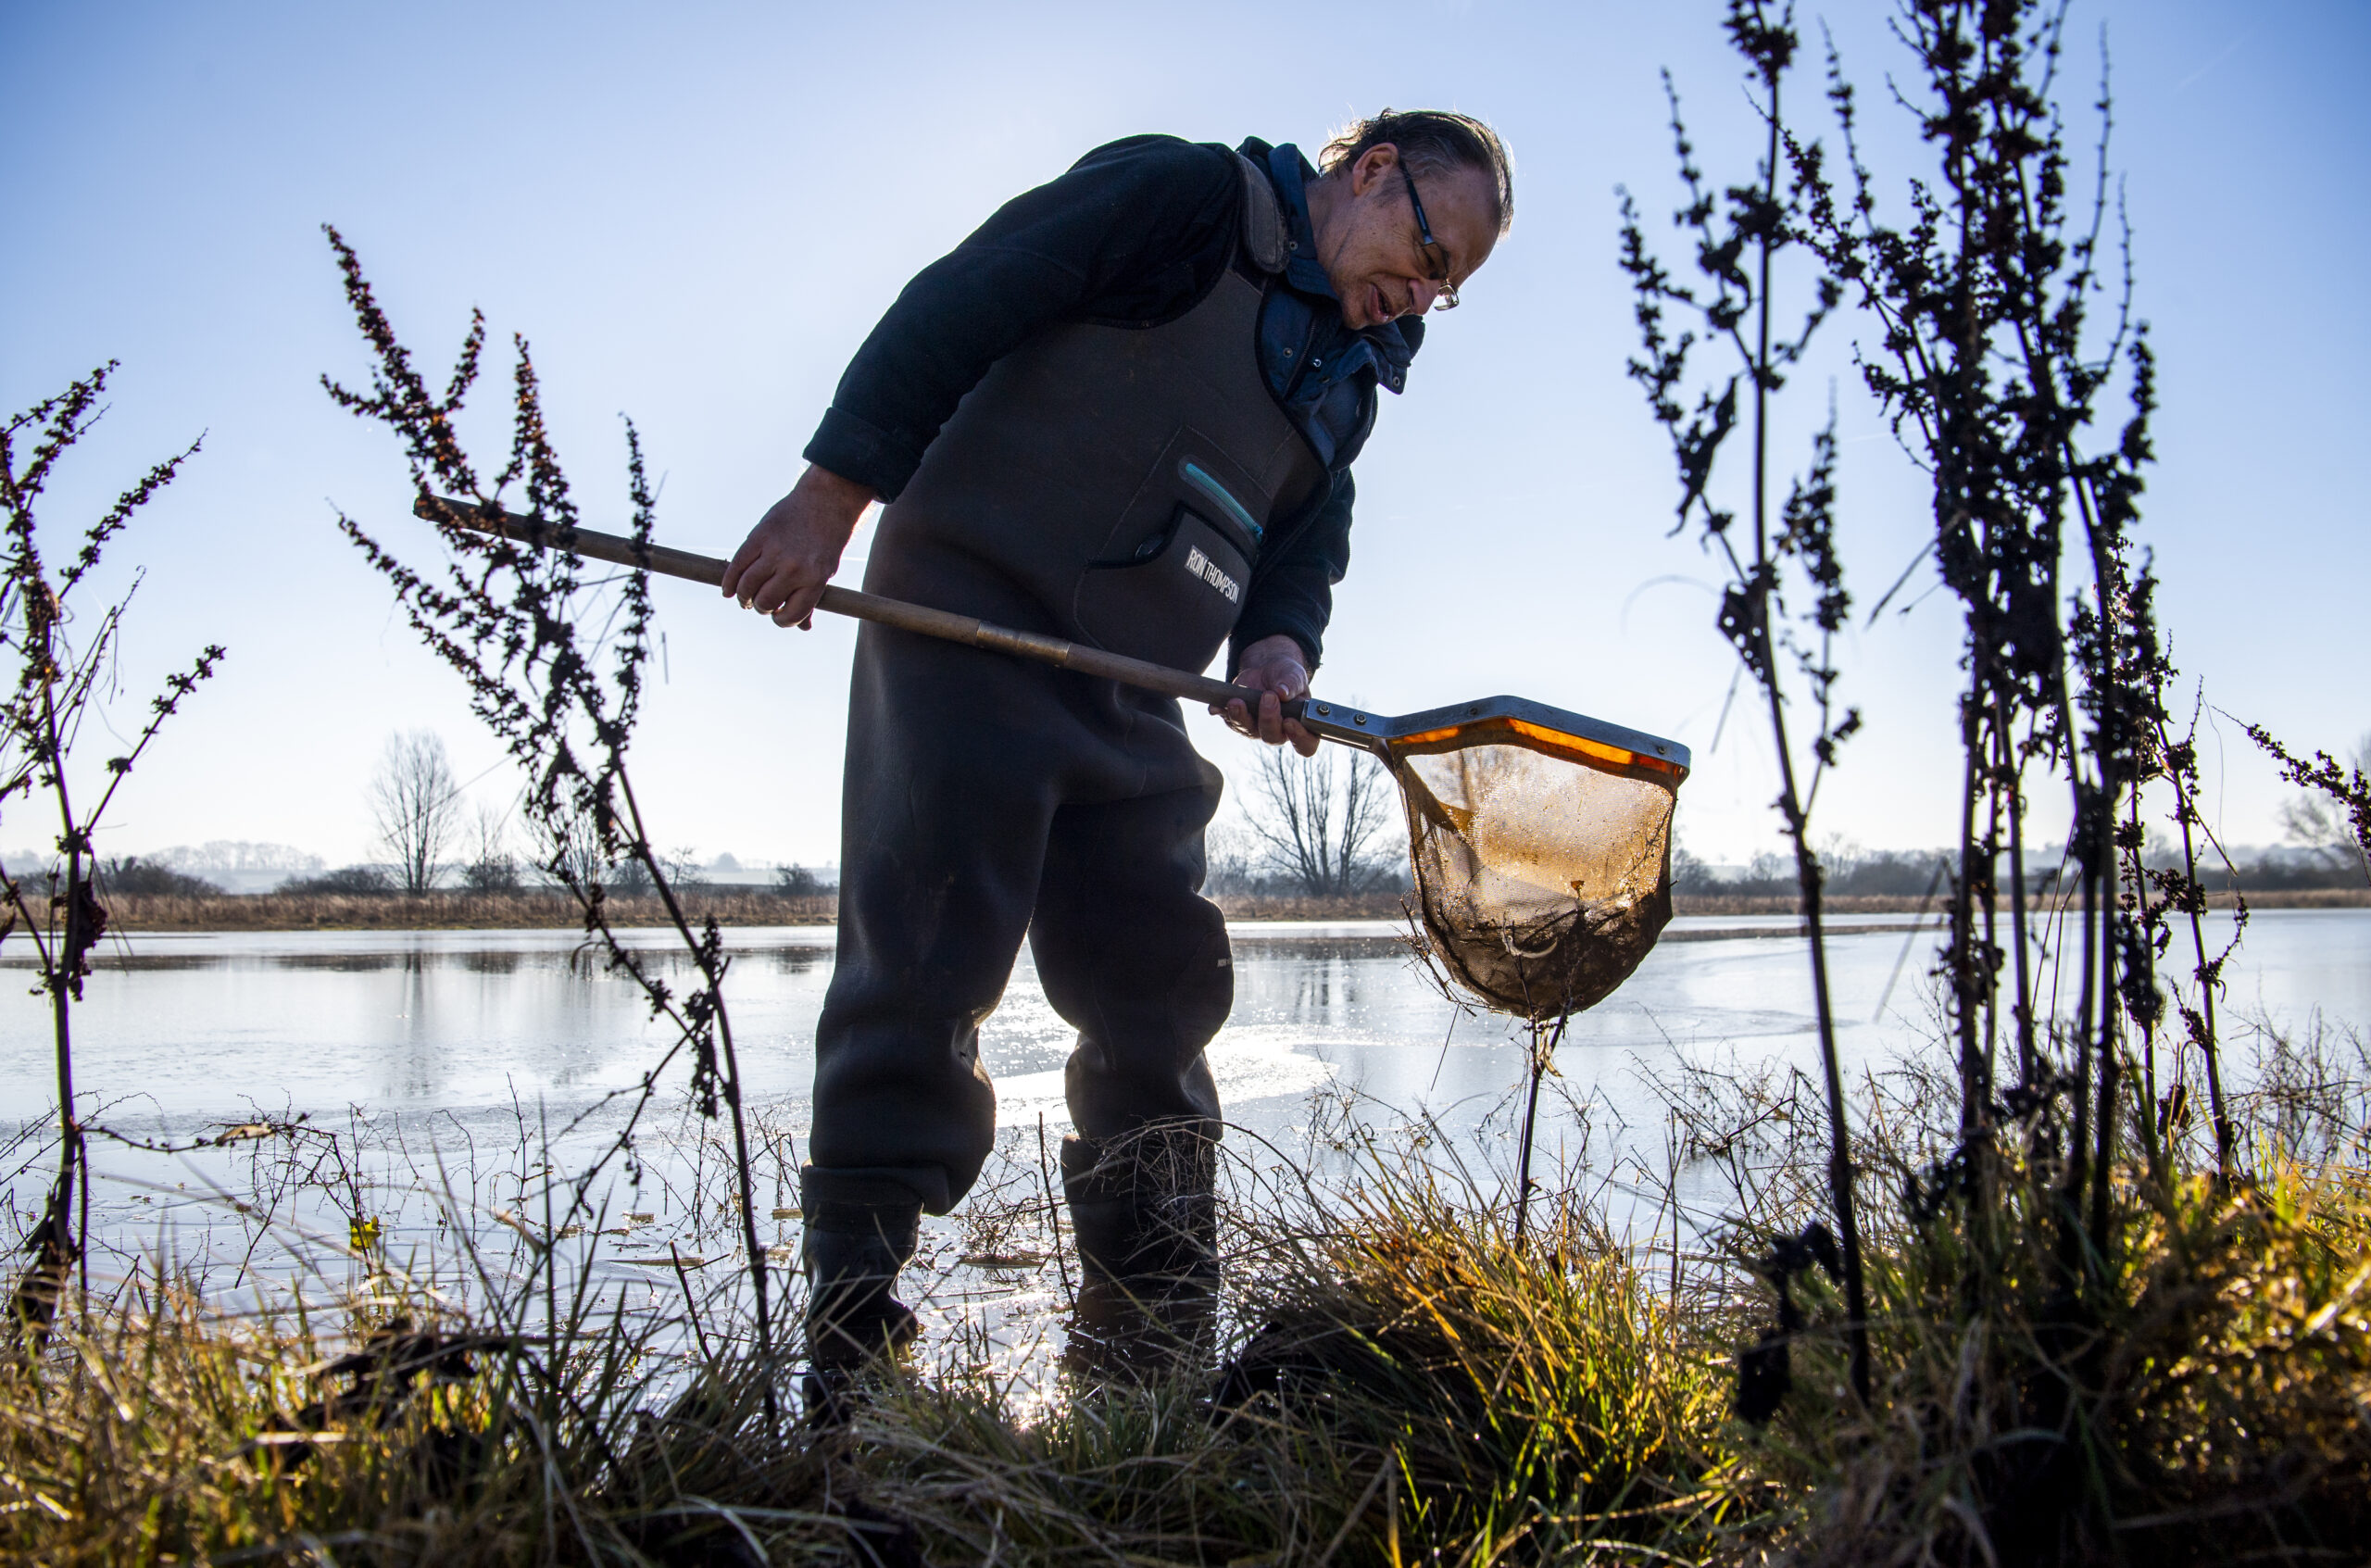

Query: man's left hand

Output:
[1215, 634, 1319, 756]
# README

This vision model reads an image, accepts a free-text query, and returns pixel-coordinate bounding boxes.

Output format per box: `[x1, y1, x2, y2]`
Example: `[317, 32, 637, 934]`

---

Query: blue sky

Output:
[4, 0, 2364, 871]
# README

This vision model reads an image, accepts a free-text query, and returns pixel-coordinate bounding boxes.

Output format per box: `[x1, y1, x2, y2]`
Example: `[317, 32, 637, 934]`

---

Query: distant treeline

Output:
[100, 889, 839, 931]
[91, 855, 836, 900]
[94, 887, 1433, 932]
[1675, 845, 2370, 901]
[98, 846, 2365, 909]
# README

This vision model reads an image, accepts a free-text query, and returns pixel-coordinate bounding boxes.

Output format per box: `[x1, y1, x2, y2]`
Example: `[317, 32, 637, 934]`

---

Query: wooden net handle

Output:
[415, 495, 1254, 709]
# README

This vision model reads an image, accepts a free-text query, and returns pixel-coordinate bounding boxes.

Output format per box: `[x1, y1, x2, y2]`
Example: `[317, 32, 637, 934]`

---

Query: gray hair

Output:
[1318, 108, 1514, 235]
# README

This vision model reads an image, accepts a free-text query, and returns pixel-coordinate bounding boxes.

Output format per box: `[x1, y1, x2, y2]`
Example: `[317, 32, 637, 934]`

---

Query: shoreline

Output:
[86, 884, 2370, 934]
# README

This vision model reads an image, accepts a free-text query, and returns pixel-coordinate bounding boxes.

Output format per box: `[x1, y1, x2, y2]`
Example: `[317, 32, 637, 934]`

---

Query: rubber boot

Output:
[798, 1169, 922, 1422]
[1060, 1127, 1218, 1383]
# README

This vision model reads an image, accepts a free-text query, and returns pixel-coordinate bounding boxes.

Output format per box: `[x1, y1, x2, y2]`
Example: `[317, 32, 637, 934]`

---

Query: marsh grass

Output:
[1735, 1146, 2371, 1565]
[0, 1132, 1748, 1566]
[73, 889, 2367, 939]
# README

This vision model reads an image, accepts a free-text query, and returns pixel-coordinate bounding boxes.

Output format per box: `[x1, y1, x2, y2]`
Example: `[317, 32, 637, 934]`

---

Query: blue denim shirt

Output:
[1251, 141, 1424, 474]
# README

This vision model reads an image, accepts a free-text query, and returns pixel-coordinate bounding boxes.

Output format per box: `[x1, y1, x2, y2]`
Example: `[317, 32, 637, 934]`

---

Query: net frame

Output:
[1296, 695, 1690, 778]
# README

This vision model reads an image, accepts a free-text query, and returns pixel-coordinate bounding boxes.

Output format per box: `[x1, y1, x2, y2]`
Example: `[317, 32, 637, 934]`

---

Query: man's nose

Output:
[1408, 278, 1445, 316]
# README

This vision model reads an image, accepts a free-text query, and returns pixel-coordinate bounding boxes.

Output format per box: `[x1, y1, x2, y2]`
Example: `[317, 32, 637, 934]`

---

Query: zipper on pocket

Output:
[1177, 458, 1263, 556]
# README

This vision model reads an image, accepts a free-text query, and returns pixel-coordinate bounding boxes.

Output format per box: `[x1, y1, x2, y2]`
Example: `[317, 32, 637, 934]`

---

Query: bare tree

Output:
[775, 862, 827, 897]
[532, 800, 608, 894]
[659, 844, 705, 890]
[458, 798, 521, 892]
[1242, 744, 1398, 897]
[369, 729, 459, 894]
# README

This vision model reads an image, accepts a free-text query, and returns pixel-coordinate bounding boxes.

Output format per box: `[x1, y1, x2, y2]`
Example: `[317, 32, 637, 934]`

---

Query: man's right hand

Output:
[721, 465, 877, 628]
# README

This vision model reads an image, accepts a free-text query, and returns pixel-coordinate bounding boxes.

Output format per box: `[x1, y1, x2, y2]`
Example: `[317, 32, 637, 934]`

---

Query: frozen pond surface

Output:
[4, 909, 2363, 1360]
[10, 909, 2363, 1136]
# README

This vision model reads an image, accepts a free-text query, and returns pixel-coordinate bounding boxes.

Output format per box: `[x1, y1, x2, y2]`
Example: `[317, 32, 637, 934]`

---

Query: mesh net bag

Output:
[1387, 715, 1682, 1022]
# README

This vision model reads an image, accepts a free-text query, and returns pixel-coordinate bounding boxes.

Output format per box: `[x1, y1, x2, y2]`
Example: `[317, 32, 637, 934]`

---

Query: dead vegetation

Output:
[85, 887, 2362, 934]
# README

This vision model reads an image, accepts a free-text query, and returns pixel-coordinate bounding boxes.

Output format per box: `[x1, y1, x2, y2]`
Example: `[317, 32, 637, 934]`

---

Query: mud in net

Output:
[1385, 713, 1685, 1022]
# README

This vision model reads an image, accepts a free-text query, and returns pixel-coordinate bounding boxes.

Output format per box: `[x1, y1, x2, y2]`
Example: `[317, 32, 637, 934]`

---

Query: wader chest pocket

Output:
[1073, 505, 1249, 674]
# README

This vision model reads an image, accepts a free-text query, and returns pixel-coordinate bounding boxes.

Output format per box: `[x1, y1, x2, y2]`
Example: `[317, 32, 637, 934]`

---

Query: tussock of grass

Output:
[0, 1157, 1741, 1565]
[2106, 1169, 2371, 1549]
[837, 1160, 1743, 1566]
[1734, 1158, 2371, 1567]
[1214, 1160, 1741, 1556]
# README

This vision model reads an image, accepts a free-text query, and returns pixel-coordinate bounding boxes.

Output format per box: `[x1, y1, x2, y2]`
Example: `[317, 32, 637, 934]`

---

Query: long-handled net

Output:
[421, 505, 1692, 1240]
[416, 513, 1694, 1025]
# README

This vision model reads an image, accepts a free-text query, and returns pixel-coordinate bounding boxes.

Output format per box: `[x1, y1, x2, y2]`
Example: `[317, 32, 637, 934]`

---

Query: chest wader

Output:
[800, 152, 1326, 1386]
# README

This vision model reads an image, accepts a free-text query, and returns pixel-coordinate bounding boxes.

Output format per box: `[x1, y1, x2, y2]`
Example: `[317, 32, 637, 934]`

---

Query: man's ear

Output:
[1349, 143, 1399, 199]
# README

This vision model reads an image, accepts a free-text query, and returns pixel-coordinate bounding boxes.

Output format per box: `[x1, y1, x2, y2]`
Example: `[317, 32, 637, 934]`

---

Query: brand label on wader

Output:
[1183, 546, 1241, 603]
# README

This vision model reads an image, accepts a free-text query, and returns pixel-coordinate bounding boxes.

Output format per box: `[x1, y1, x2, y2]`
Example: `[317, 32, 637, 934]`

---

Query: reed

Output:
[83, 886, 2360, 935]
[320, 224, 788, 1424]
[1620, 0, 1873, 1402]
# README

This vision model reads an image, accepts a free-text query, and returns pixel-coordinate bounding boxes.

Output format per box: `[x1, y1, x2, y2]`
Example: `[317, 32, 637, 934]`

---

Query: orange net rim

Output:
[1386, 715, 1688, 779]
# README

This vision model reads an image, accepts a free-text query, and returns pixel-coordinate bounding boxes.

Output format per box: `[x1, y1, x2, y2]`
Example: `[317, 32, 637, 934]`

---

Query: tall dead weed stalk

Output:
[320, 226, 780, 1425]
[1, 365, 221, 1347]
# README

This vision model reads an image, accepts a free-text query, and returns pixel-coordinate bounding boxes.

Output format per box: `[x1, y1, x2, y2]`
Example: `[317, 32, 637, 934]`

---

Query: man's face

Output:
[1315, 144, 1500, 331]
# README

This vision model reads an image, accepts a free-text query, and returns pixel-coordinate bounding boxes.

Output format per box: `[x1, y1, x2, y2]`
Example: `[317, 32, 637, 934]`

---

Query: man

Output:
[722, 110, 1512, 1384]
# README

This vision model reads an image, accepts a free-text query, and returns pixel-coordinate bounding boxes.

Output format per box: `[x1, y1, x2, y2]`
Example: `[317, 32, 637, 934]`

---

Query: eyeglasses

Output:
[1398, 163, 1461, 312]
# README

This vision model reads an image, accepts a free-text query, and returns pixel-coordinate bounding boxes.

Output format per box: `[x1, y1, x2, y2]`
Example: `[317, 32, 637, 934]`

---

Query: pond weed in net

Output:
[1394, 728, 1680, 1022]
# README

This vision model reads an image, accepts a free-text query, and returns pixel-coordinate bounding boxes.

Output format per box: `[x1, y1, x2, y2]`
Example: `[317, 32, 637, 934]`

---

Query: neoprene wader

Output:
[802, 150, 1323, 1369]
[799, 1172, 921, 1361]
[1060, 1124, 1220, 1377]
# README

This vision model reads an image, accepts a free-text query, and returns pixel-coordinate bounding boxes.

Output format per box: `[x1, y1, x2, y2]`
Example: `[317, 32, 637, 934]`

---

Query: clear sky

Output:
[4, 0, 2364, 872]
